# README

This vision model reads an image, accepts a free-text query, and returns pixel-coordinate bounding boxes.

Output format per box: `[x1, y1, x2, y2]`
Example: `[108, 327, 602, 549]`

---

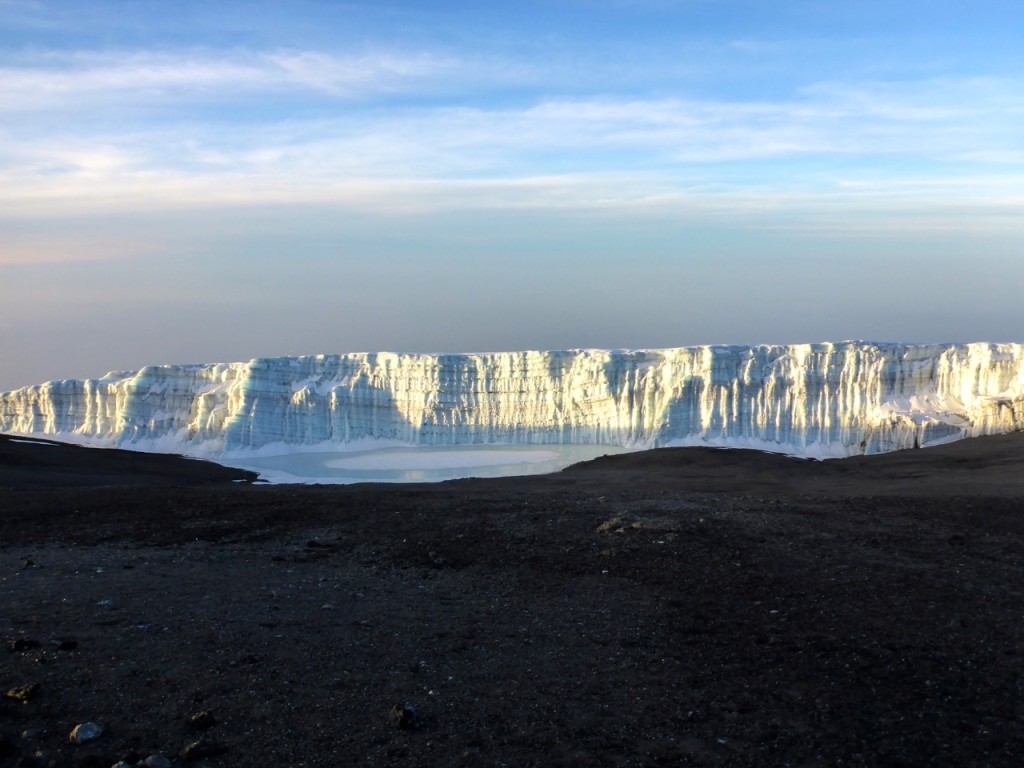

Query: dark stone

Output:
[54, 638, 78, 652]
[5, 684, 40, 704]
[187, 711, 217, 731]
[388, 703, 419, 730]
[180, 738, 224, 761]
[8, 638, 40, 652]
[68, 722, 104, 744]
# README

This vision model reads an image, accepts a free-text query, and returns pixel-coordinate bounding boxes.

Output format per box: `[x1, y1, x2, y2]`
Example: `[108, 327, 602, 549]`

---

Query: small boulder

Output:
[180, 737, 223, 761]
[5, 684, 39, 704]
[7, 638, 39, 652]
[187, 711, 217, 731]
[68, 722, 103, 744]
[388, 703, 419, 730]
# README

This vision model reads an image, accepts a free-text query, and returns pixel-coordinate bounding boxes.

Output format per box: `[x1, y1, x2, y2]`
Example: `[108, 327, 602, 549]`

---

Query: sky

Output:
[1, 0, 1022, 391]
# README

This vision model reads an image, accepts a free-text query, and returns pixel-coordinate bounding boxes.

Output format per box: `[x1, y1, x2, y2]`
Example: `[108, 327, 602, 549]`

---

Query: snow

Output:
[3, 342, 1023, 480]
[323, 447, 561, 471]
[220, 444, 629, 484]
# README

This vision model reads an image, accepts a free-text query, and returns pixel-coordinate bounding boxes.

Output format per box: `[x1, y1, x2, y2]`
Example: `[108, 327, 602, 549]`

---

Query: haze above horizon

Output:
[1, 0, 1022, 392]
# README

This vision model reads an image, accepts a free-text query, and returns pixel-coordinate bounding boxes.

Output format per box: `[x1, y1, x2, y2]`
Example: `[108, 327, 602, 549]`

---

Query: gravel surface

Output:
[1, 433, 1022, 766]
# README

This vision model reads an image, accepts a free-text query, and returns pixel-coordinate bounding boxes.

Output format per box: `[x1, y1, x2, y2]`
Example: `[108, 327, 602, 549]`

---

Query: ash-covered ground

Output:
[1, 433, 1022, 766]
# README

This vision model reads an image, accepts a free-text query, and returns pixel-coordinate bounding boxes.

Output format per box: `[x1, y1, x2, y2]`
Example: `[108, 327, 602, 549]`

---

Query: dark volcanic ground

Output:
[1, 433, 1022, 767]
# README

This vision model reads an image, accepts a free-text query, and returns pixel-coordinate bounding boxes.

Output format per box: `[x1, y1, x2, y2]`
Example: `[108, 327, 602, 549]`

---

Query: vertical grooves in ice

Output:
[2, 342, 1023, 458]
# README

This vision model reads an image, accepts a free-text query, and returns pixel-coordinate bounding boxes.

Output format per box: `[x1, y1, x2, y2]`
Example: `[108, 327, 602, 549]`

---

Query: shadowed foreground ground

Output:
[1, 433, 1022, 766]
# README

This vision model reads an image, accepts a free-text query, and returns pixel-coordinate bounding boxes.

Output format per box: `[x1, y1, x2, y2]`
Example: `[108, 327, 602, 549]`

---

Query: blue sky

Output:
[1, 0, 1022, 390]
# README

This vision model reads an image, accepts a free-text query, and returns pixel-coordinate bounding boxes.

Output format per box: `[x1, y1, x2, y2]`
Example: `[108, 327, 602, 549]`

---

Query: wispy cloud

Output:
[265, 50, 452, 95]
[2, 159, 1021, 243]
[1, 43, 1021, 243]
[7, 72, 1020, 170]
[728, 39, 788, 54]
[0, 48, 454, 111]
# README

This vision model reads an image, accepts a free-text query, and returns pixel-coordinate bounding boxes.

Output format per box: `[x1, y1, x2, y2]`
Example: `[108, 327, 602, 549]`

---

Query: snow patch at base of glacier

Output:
[219, 443, 630, 484]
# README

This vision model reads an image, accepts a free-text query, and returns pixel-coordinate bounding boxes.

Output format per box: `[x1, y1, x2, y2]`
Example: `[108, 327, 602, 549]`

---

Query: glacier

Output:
[2, 343, 1023, 465]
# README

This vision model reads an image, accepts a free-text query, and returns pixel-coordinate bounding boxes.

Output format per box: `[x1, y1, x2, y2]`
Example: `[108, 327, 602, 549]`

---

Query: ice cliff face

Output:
[2, 342, 1023, 458]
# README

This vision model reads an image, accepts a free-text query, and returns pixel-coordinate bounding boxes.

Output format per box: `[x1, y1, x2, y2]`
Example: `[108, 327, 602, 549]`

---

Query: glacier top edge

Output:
[6, 340, 1023, 395]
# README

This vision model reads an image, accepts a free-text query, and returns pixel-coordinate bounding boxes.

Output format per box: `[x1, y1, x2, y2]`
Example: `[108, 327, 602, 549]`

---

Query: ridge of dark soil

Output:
[0, 435, 257, 489]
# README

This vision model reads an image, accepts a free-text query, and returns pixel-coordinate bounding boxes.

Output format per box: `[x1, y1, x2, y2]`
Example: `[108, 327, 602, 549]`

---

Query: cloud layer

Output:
[2, 0, 1022, 391]
[2, 44, 1022, 230]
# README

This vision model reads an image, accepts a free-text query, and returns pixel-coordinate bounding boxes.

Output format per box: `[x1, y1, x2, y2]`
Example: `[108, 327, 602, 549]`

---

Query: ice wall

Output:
[2, 342, 1023, 458]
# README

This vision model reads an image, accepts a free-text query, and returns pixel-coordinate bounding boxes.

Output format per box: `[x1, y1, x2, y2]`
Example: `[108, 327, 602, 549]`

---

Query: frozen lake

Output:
[220, 444, 634, 484]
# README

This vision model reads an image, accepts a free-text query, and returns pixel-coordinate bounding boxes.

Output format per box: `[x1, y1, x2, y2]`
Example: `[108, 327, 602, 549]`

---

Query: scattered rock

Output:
[68, 722, 103, 744]
[388, 702, 419, 730]
[143, 755, 173, 768]
[180, 737, 223, 761]
[187, 710, 217, 731]
[5, 683, 40, 703]
[53, 638, 78, 652]
[8, 637, 40, 652]
[596, 516, 625, 533]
